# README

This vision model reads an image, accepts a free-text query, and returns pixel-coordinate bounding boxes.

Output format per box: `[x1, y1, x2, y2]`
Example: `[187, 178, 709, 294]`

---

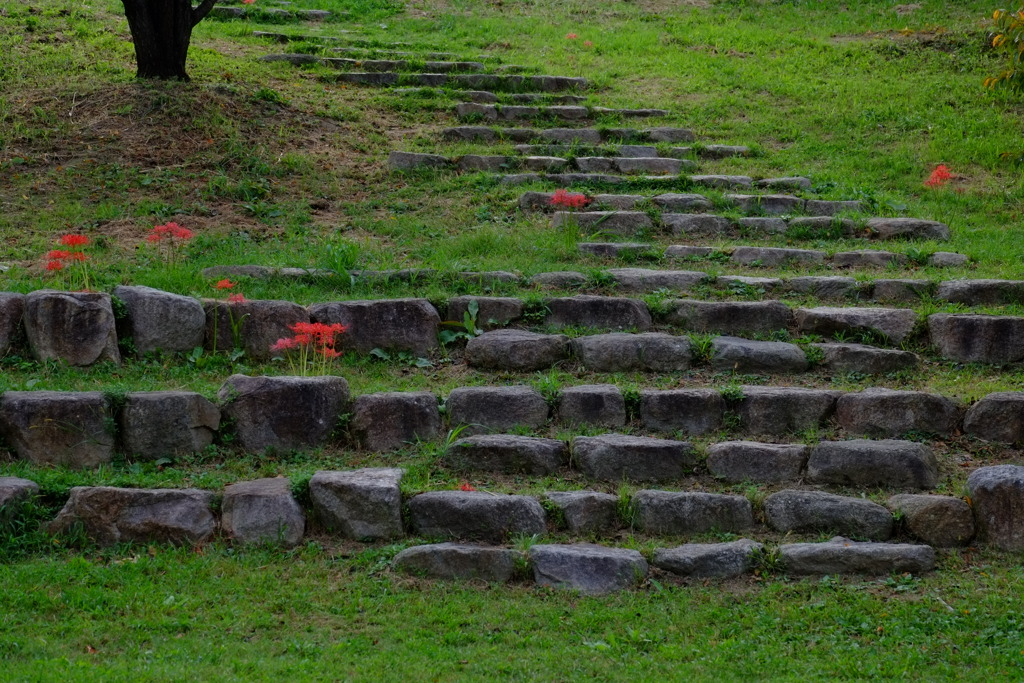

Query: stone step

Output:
[395, 89, 587, 105]
[324, 72, 588, 91]
[510, 143, 747, 159]
[456, 103, 668, 122]
[552, 210, 949, 241]
[389, 151, 695, 174]
[499, 172, 758, 188]
[522, 190, 834, 213]
[442, 126, 696, 144]
[326, 58, 486, 73]
[332, 48, 463, 60]
[214, 7, 333, 20]
[253, 31, 355, 43]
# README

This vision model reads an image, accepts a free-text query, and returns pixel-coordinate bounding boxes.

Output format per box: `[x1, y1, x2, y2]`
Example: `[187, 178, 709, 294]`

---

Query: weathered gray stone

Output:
[48, 487, 215, 546]
[531, 544, 647, 595]
[540, 128, 601, 144]
[608, 268, 706, 293]
[572, 434, 695, 482]
[736, 386, 841, 436]
[967, 465, 1024, 551]
[558, 385, 627, 428]
[552, 211, 652, 236]
[409, 491, 545, 542]
[523, 156, 568, 172]
[23, 290, 120, 366]
[456, 154, 511, 172]
[206, 298, 309, 361]
[712, 336, 808, 373]
[0, 477, 39, 521]
[445, 296, 523, 330]
[309, 298, 440, 356]
[350, 391, 440, 452]
[335, 72, 400, 86]
[736, 217, 789, 234]
[689, 175, 753, 188]
[0, 391, 113, 468]
[442, 126, 499, 143]
[450, 271, 520, 287]
[639, 389, 724, 435]
[545, 295, 652, 331]
[804, 199, 865, 215]
[447, 435, 567, 475]
[807, 439, 938, 489]
[764, 490, 893, 540]
[665, 245, 714, 259]
[465, 329, 570, 372]
[0, 293, 24, 357]
[724, 194, 804, 215]
[120, 391, 220, 460]
[887, 494, 974, 547]
[222, 478, 305, 547]
[616, 146, 659, 158]
[730, 247, 825, 267]
[112, 286, 206, 356]
[832, 250, 906, 268]
[786, 216, 859, 237]
[755, 176, 812, 190]
[653, 539, 763, 578]
[456, 102, 498, 120]
[666, 300, 793, 336]
[795, 307, 919, 344]
[836, 388, 960, 438]
[393, 543, 518, 581]
[781, 538, 936, 575]
[867, 217, 950, 240]
[615, 157, 684, 175]
[445, 386, 548, 435]
[717, 275, 784, 292]
[872, 279, 933, 303]
[309, 468, 404, 541]
[518, 191, 556, 211]
[387, 151, 451, 170]
[936, 280, 1024, 305]
[706, 441, 809, 483]
[529, 271, 588, 289]
[813, 343, 920, 374]
[928, 314, 1024, 364]
[577, 242, 653, 257]
[928, 252, 969, 267]
[702, 145, 751, 159]
[218, 375, 349, 452]
[572, 333, 692, 373]
[633, 490, 754, 535]
[645, 127, 697, 143]
[662, 213, 734, 237]
[964, 392, 1024, 443]
[785, 276, 859, 299]
[544, 491, 620, 534]
[592, 193, 644, 210]
[652, 193, 713, 212]
[574, 157, 616, 173]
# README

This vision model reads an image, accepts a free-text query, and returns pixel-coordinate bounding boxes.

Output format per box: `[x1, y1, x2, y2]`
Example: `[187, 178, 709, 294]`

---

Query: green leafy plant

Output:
[986, 8, 1024, 94]
[438, 299, 481, 346]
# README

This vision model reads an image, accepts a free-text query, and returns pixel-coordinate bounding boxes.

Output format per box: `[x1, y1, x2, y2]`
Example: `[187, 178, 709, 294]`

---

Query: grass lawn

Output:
[4, 0, 1024, 678]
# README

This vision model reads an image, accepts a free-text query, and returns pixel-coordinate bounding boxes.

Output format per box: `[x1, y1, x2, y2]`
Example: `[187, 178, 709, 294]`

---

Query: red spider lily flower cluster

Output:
[147, 222, 194, 243]
[214, 279, 235, 290]
[550, 188, 590, 209]
[583, 40, 593, 47]
[227, 293, 246, 303]
[924, 165, 953, 188]
[458, 482, 477, 491]
[43, 234, 92, 289]
[566, 32, 578, 40]
[271, 321, 348, 375]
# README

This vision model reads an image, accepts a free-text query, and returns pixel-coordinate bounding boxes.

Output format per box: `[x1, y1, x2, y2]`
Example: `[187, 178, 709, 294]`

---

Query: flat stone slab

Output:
[737, 217, 788, 235]
[964, 392, 1024, 443]
[813, 343, 920, 374]
[711, 336, 808, 374]
[872, 279, 933, 303]
[608, 268, 707, 293]
[866, 217, 950, 240]
[445, 386, 548, 435]
[807, 439, 939, 489]
[531, 544, 647, 595]
[309, 298, 440, 356]
[309, 468, 404, 541]
[465, 329, 570, 372]
[632, 490, 754, 535]
[558, 384, 627, 428]
[552, 211, 652, 236]
[755, 176, 812, 190]
[781, 538, 936, 575]
[653, 539, 763, 578]
[736, 386, 841, 436]
[795, 307, 919, 345]
[113, 285, 206, 356]
[393, 543, 519, 582]
[662, 213, 734, 237]
[350, 391, 441, 452]
[577, 242, 653, 257]
[785, 276, 859, 299]
[928, 314, 1024, 364]
[0, 391, 114, 468]
[706, 441, 808, 484]
[530, 271, 588, 289]
[764, 490, 893, 540]
[652, 193, 714, 212]
[388, 151, 451, 170]
[48, 487, 216, 546]
[832, 250, 906, 268]
[967, 465, 1024, 551]
[730, 247, 825, 267]
[572, 332, 692, 372]
[887, 494, 975, 547]
[447, 435, 568, 475]
[724, 194, 805, 215]
[639, 389, 724, 435]
[805, 199, 866, 215]
[545, 295, 652, 331]
[119, 391, 220, 460]
[689, 175, 753, 188]
[935, 279, 1024, 305]
[666, 300, 793, 335]
[835, 388, 960, 438]
[572, 433, 696, 482]
[223, 478, 305, 548]
[544, 491, 620, 534]
[409, 491, 546, 542]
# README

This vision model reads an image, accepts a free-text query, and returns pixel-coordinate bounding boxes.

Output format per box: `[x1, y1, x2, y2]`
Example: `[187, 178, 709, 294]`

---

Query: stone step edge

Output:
[390, 150, 694, 173]
[319, 71, 589, 92]
[441, 126, 698, 145]
[454, 103, 670, 121]
[594, 243, 967, 268]
[259, 54, 491, 73]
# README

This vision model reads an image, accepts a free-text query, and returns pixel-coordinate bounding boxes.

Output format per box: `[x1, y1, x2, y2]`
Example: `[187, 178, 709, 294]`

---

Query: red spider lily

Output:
[270, 321, 348, 375]
[583, 40, 593, 47]
[65, 252, 87, 262]
[214, 279, 235, 290]
[566, 33, 577, 39]
[242, 0, 255, 4]
[550, 188, 590, 209]
[46, 260, 64, 271]
[924, 165, 953, 187]
[59, 234, 89, 247]
[147, 222, 194, 242]
[458, 482, 477, 491]
[227, 293, 246, 303]
[270, 337, 299, 353]
[47, 250, 71, 260]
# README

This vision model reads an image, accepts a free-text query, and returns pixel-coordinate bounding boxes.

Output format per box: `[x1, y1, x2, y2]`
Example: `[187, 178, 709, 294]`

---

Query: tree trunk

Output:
[121, 0, 218, 80]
